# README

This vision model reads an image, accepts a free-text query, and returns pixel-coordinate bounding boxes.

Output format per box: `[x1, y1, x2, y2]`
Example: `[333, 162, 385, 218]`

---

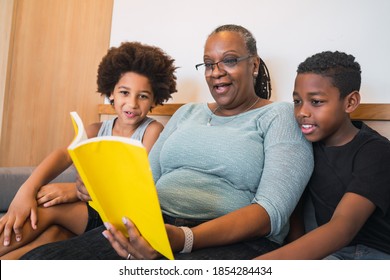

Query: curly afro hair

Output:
[97, 41, 177, 105]
[297, 51, 361, 98]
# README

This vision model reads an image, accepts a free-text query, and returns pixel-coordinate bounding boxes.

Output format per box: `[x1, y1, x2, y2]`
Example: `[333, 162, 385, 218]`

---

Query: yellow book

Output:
[67, 111, 173, 260]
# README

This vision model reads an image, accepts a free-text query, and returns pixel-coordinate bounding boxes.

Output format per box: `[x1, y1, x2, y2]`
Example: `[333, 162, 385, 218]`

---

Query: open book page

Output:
[69, 111, 101, 213]
[68, 112, 174, 260]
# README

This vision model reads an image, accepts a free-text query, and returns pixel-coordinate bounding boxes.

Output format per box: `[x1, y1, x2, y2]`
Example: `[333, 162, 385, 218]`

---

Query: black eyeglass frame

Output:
[195, 55, 253, 72]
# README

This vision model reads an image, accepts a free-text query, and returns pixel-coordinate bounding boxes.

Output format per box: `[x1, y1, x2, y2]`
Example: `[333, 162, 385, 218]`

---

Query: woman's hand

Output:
[102, 217, 161, 260]
[75, 174, 91, 202]
[36, 183, 79, 207]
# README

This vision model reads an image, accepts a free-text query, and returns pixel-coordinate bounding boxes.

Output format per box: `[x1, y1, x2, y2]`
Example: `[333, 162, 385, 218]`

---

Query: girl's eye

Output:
[139, 94, 150, 99]
[119, 90, 129, 96]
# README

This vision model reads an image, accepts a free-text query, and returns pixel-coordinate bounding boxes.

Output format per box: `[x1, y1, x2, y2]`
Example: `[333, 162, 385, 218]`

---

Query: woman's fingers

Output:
[103, 218, 160, 259]
[102, 227, 129, 259]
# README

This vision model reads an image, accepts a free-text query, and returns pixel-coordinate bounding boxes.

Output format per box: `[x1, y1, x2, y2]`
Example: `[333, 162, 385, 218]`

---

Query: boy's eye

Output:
[311, 100, 324, 105]
[293, 99, 301, 105]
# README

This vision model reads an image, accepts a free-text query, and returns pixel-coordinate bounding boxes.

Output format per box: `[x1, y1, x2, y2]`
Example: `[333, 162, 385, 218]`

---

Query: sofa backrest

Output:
[98, 103, 184, 126]
[98, 103, 390, 139]
[350, 103, 390, 139]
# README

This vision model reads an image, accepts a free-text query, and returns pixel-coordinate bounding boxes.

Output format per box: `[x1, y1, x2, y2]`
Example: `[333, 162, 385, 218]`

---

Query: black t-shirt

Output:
[308, 121, 390, 254]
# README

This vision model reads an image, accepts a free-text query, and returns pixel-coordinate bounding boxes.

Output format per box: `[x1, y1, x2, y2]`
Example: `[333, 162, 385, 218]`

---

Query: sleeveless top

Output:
[84, 116, 155, 232]
[97, 117, 155, 140]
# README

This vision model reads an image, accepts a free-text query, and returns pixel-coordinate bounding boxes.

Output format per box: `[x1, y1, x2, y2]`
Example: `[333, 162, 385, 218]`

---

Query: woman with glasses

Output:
[20, 24, 313, 260]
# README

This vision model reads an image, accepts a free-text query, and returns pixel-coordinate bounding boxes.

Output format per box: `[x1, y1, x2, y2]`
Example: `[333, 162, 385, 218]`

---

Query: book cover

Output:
[68, 112, 174, 260]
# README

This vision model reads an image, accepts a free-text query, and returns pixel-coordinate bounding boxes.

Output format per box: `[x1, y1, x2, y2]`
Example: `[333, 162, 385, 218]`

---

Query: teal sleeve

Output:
[253, 103, 313, 243]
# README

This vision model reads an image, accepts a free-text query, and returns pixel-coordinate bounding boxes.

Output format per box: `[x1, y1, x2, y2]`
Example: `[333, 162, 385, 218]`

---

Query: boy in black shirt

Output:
[257, 51, 390, 259]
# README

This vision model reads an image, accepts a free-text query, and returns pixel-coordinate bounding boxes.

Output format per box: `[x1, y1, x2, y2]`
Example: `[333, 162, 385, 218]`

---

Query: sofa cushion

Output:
[0, 166, 76, 214]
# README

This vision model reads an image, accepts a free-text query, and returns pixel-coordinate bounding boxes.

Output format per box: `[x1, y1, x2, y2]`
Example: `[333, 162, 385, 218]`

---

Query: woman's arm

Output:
[252, 103, 313, 242]
[103, 203, 270, 259]
[184, 204, 270, 250]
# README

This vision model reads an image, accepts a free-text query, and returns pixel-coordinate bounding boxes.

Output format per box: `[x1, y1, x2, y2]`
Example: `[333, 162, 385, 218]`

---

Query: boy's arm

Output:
[284, 195, 306, 244]
[255, 192, 375, 259]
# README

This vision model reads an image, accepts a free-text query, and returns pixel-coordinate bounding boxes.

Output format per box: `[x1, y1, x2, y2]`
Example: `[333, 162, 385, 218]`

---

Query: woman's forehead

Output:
[204, 32, 246, 55]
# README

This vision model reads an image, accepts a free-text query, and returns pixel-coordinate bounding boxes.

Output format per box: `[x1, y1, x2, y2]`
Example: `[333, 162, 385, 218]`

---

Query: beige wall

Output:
[0, 0, 15, 143]
[111, 0, 390, 104]
[0, 0, 113, 166]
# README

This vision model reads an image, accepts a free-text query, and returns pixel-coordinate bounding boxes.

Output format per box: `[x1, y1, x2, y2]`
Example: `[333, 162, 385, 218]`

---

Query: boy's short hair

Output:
[97, 42, 177, 105]
[297, 51, 361, 98]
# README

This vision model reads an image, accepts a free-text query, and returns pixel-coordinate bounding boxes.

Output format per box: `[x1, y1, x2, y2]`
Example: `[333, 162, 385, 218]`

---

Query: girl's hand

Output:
[102, 217, 161, 260]
[36, 183, 79, 207]
[0, 188, 38, 246]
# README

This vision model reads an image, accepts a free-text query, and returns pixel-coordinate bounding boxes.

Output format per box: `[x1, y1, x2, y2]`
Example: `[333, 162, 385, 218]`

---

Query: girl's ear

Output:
[149, 101, 157, 112]
[109, 93, 114, 105]
[345, 91, 361, 114]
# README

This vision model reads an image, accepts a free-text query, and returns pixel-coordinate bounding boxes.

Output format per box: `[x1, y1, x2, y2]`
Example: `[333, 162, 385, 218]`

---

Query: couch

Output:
[0, 166, 76, 218]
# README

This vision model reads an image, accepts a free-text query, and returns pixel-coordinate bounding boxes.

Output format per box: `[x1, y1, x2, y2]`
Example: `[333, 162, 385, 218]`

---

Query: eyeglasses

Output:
[195, 55, 252, 73]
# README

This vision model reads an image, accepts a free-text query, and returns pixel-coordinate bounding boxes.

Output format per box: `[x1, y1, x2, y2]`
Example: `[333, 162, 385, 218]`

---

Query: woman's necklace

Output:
[207, 97, 260, 126]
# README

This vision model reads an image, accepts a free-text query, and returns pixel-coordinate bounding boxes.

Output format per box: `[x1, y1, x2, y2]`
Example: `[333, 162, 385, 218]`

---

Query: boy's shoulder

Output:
[355, 121, 390, 145]
[346, 121, 390, 161]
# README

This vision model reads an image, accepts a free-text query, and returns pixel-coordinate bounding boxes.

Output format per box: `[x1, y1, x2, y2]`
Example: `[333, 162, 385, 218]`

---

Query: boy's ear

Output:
[344, 91, 361, 114]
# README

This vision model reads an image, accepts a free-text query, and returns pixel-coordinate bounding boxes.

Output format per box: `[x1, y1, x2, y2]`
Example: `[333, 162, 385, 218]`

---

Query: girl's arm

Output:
[0, 121, 102, 246]
[33, 122, 103, 205]
[0, 147, 74, 245]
